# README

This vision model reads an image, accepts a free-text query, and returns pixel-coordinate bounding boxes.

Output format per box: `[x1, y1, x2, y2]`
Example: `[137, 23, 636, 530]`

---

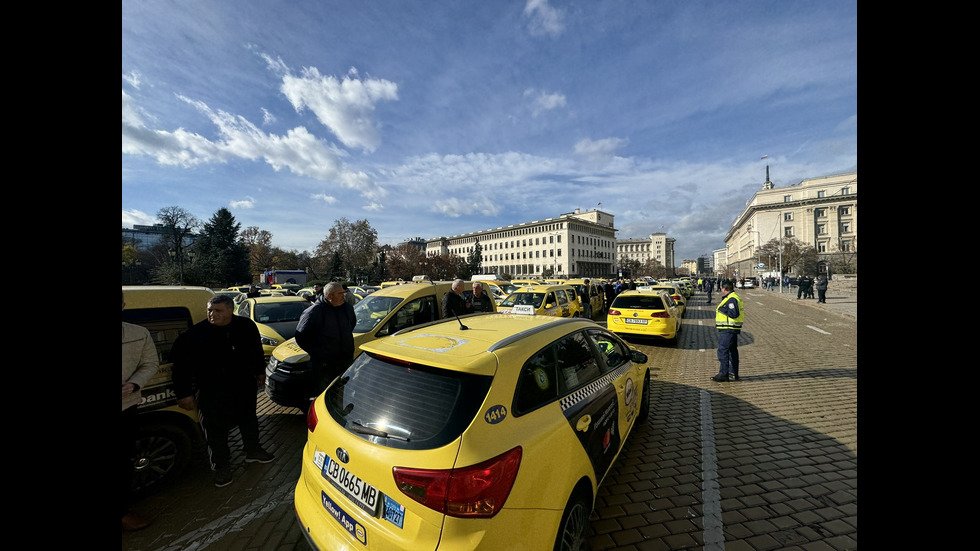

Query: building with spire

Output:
[723, 169, 857, 278]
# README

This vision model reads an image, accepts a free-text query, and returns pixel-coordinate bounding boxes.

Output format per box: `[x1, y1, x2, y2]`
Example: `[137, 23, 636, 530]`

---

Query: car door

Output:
[584, 328, 643, 457]
[554, 330, 621, 481]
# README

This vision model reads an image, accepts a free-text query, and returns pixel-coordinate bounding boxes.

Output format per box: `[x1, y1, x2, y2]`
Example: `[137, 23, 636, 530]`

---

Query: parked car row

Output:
[125, 277, 692, 550]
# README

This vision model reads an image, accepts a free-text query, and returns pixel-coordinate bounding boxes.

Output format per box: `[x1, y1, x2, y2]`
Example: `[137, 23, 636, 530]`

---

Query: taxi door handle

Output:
[576, 415, 591, 432]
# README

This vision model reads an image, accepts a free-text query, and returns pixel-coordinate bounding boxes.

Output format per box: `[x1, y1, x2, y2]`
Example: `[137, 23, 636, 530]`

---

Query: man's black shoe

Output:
[214, 466, 233, 488]
[711, 374, 729, 382]
[731, 374, 740, 381]
[245, 448, 275, 464]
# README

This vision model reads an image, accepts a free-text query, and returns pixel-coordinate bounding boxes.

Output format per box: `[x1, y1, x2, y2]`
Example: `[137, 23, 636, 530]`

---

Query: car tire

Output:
[637, 371, 650, 423]
[554, 491, 591, 551]
[131, 421, 193, 496]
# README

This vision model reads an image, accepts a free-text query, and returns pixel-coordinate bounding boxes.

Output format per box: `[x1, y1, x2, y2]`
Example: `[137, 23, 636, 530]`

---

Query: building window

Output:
[817, 241, 827, 253]
[817, 190, 826, 198]
[841, 240, 852, 252]
[784, 227, 794, 237]
[817, 224, 826, 235]
[840, 206, 851, 216]
[784, 195, 792, 202]
[842, 222, 851, 233]
[842, 187, 850, 195]
[814, 208, 826, 217]
[784, 212, 793, 221]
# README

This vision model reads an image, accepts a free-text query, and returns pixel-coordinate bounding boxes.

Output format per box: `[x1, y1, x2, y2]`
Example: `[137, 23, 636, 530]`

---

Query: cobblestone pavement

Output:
[123, 288, 857, 551]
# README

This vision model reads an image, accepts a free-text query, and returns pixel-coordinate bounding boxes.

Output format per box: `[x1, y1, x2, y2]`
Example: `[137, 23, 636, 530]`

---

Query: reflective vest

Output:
[715, 291, 744, 331]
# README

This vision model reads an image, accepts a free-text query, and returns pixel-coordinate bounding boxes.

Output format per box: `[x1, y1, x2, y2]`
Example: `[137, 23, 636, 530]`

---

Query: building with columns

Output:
[724, 169, 857, 278]
[425, 208, 617, 278]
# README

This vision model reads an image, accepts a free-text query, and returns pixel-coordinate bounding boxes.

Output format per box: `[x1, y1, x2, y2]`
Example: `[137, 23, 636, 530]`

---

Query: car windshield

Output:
[501, 292, 545, 308]
[253, 301, 310, 323]
[353, 295, 404, 332]
[325, 353, 493, 450]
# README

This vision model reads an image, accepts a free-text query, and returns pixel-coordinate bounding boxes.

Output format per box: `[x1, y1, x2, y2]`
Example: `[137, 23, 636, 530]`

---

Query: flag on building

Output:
[761, 155, 768, 160]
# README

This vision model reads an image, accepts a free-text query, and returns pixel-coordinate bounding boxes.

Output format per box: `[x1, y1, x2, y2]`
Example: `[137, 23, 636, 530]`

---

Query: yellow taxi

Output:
[265, 281, 496, 410]
[645, 284, 687, 317]
[482, 281, 518, 305]
[496, 284, 583, 318]
[566, 278, 604, 319]
[606, 289, 682, 345]
[121, 285, 214, 495]
[293, 314, 651, 550]
[234, 295, 311, 362]
[510, 279, 543, 287]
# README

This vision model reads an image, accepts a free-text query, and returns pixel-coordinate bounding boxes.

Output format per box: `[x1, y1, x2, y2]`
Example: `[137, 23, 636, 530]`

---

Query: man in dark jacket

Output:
[442, 279, 469, 318]
[295, 282, 357, 400]
[172, 294, 273, 488]
[814, 274, 829, 303]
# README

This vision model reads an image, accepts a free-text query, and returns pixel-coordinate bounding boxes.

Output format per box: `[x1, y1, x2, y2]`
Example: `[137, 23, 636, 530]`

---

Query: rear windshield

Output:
[254, 301, 309, 323]
[611, 295, 666, 310]
[353, 295, 405, 332]
[501, 292, 545, 308]
[324, 353, 493, 450]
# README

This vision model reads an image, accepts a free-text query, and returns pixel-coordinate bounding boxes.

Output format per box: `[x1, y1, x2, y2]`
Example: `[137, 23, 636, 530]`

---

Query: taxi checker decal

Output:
[396, 333, 470, 353]
[558, 362, 633, 413]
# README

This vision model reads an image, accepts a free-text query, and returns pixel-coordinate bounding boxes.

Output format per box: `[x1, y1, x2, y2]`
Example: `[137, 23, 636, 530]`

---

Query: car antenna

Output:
[454, 312, 469, 330]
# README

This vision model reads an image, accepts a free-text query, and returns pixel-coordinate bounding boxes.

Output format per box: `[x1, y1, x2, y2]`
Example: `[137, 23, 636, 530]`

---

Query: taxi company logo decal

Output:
[484, 404, 508, 424]
[397, 333, 470, 353]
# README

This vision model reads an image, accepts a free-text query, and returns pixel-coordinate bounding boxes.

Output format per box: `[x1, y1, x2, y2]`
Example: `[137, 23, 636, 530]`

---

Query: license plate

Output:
[624, 318, 648, 324]
[323, 457, 380, 516]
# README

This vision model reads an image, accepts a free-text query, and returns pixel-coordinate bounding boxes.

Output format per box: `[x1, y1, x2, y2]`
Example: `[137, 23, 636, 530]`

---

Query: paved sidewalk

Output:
[752, 286, 857, 320]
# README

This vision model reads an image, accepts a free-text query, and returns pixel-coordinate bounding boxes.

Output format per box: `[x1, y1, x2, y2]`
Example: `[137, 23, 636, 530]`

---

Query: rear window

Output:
[611, 295, 666, 310]
[254, 301, 309, 323]
[324, 353, 493, 450]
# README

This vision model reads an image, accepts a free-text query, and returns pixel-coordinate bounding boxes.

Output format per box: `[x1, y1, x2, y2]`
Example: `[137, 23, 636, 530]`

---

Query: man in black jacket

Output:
[295, 282, 357, 401]
[172, 294, 274, 488]
[442, 279, 469, 318]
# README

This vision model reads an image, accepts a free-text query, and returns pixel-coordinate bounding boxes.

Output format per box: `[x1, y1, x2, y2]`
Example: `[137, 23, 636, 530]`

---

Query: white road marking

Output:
[158, 479, 294, 551]
[806, 325, 831, 335]
[701, 390, 725, 550]
[773, 310, 786, 316]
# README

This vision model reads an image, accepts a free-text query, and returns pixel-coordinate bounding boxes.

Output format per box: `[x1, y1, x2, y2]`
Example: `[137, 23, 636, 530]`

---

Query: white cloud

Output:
[120, 87, 387, 203]
[311, 193, 338, 205]
[279, 66, 398, 152]
[523, 88, 566, 117]
[523, 0, 565, 38]
[574, 137, 629, 164]
[122, 208, 158, 228]
[230, 197, 256, 209]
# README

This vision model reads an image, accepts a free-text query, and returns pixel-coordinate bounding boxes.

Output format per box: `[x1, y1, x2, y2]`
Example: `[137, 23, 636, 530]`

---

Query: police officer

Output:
[711, 281, 744, 382]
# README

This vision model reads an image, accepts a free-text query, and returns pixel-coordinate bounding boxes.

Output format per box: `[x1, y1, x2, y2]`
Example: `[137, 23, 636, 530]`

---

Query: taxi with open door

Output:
[293, 314, 651, 550]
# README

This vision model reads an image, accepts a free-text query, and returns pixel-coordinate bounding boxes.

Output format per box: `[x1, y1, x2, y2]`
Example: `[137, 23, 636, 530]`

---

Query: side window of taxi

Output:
[514, 346, 558, 415]
[555, 289, 569, 306]
[585, 328, 630, 373]
[238, 302, 251, 318]
[556, 331, 601, 393]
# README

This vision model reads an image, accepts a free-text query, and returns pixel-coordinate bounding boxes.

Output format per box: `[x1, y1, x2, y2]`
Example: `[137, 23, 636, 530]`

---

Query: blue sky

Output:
[122, 1, 857, 264]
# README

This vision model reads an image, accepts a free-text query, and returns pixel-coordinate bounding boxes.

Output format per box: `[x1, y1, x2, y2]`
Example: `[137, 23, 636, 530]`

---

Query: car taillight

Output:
[673, 295, 682, 301]
[392, 446, 522, 518]
[306, 402, 318, 432]
[650, 311, 671, 318]
[608, 309, 621, 316]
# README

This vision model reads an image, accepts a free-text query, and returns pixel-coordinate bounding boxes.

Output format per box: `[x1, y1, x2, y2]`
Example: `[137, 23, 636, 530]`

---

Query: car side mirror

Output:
[631, 350, 648, 364]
